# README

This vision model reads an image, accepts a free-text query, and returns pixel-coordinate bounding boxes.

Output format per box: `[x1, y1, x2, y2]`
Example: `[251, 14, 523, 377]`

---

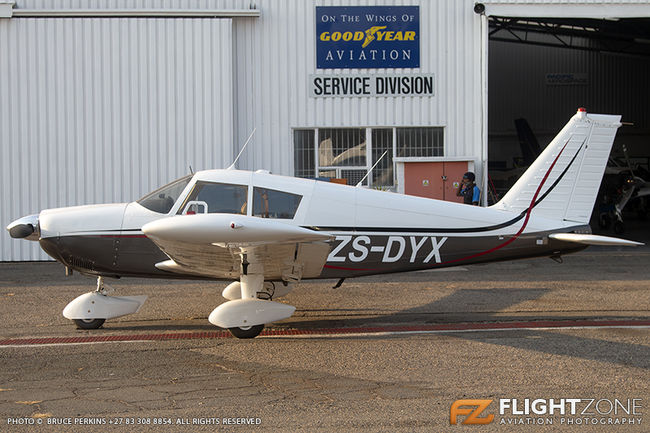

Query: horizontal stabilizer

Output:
[549, 233, 644, 247]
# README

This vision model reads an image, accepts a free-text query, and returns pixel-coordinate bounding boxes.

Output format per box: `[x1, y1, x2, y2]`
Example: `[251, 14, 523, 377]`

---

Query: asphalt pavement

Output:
[0, 245, 648, 432]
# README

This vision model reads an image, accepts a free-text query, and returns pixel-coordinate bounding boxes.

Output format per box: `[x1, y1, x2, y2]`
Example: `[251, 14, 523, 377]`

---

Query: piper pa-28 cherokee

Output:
[7, 109, 643, 338]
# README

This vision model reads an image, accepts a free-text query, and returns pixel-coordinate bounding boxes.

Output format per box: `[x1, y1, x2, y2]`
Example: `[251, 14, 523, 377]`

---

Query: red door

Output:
[404, 162, 444, 200]
[443, 161, 470, 204]
[404, 161, 469, 202]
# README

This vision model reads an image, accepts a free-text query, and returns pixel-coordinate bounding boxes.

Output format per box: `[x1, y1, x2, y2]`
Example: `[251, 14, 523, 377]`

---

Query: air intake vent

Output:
[68, 255, 95, 271]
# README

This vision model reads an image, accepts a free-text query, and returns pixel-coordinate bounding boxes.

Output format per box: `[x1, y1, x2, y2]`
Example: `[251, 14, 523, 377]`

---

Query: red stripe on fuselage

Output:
[432, 140, 570, 267]
[323, 264, 374, 272]
[98, 234, 147, 238]
[324, 140, 571, 272]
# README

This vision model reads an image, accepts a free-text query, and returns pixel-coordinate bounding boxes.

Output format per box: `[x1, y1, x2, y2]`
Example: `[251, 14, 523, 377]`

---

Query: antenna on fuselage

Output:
[356, 150, 388, 187]
[189, 165, 194, 175]
[227, 128, 257, 170]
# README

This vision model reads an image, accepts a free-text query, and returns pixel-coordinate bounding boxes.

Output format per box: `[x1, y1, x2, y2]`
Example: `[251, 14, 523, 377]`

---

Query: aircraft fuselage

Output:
[34, 169, 590, 281]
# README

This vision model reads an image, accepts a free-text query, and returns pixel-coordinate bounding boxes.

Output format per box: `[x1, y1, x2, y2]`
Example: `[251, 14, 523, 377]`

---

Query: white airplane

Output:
[7, 109, 643, 338]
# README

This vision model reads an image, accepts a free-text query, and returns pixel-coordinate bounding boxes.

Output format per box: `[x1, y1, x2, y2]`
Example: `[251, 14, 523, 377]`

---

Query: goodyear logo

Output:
[316, 6, 420, 69]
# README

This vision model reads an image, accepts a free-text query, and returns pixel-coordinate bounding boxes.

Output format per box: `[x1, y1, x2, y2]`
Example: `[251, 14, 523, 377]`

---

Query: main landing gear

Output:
[63, 276, 147, 329]
[228, 324, 265, 339]
[208, 254, 296, 339]
[218, 280, 294, 338]
[74, 318, 106, 330]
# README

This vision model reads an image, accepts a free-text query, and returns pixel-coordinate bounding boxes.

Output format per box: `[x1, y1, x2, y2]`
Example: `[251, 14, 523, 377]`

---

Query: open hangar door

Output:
[483, 5, 650, 238]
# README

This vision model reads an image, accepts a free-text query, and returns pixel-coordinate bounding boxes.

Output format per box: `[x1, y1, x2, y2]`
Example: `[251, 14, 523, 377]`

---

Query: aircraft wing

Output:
[142, 214, 333, 280]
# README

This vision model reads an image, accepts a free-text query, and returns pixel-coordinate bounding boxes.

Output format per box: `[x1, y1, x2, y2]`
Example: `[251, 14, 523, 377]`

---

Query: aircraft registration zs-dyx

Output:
[7, 109, 643, 338]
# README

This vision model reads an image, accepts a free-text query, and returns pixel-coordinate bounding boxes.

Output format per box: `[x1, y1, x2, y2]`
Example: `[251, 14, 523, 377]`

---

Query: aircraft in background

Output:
[491, 117, 650, 228]
[597, 150, 650, 234]
[7, 109, 643, 338]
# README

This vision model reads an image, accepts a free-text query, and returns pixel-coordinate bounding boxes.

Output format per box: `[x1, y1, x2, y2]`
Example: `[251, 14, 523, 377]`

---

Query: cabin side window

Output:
[178, 181, 248, 215]
[252, 187, 302, 219]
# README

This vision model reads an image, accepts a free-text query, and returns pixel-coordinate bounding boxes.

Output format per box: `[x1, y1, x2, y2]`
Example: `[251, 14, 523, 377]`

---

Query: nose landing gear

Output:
[63, 277, 147, 329]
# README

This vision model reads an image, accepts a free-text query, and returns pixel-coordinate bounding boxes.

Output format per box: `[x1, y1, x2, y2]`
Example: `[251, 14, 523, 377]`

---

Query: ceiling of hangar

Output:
[489, 17, 650, 57]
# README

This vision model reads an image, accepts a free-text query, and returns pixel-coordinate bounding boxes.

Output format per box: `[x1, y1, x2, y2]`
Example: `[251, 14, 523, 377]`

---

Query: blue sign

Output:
[316, 6, 420, 69]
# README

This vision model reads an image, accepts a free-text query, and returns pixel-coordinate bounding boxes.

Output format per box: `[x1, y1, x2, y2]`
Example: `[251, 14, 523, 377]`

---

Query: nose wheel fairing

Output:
[62, 291, 148, 321]
[63, 277, 147, 326]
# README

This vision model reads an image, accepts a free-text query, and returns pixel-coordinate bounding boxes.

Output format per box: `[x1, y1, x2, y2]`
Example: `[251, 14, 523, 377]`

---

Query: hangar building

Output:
[1, 0, 649, 260]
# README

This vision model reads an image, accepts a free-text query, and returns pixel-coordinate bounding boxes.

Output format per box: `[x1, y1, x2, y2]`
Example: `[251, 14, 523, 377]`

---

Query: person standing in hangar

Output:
[456, 172, 481, 205]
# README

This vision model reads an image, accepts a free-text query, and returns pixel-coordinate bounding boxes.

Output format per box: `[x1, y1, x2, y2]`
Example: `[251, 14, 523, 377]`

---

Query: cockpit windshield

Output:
[137, 175, 192, 214]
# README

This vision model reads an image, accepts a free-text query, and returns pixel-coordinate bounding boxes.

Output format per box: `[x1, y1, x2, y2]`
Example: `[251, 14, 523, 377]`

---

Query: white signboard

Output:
[310, 73, 435, 97]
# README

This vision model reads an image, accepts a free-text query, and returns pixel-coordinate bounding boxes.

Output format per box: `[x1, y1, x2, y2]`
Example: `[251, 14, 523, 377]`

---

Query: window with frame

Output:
[137, 175, 192, 214]
[318, 128, 366, 167]
[396, 127, 444, 157]
[372, 128, 393, 187]
[293, 127, 444, 188]
[177, 181, 248, 215]
[253, 187, 302, 219]
[294, 129, 315, 179]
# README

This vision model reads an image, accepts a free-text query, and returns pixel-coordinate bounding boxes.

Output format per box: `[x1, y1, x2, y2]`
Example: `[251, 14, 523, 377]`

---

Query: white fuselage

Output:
[30, 169, 587, 280]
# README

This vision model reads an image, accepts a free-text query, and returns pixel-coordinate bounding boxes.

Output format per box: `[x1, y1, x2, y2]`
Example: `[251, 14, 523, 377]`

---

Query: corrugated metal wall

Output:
[1, 17, 234, 260]
[4, 0, 647, 261]
[489, 40, 650, 135]
[14, 0, 249, 9]
[232, 0, 484, 175]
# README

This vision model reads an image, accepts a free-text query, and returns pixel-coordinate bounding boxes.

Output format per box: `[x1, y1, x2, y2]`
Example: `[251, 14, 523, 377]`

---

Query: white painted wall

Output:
[0, 17, 234, 260]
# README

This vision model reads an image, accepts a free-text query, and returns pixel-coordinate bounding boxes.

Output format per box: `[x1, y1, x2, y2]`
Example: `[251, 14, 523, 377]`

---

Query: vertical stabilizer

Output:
[493, 109, 621, 224]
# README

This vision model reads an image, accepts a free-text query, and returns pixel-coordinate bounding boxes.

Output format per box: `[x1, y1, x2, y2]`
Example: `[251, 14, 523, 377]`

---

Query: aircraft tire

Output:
[73, 319, 106, 330]
[598, 214, 611, 229]
[228, 324, 264, 339]
[614, 221, 625, 235]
